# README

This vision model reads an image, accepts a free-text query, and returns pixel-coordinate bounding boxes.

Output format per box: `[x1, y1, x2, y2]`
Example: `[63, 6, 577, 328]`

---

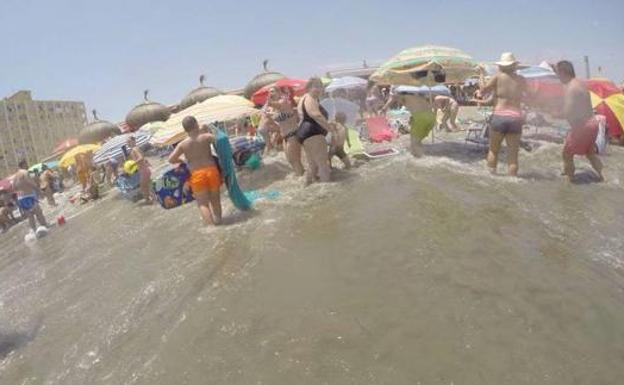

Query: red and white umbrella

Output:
[251, 78, 307, 106]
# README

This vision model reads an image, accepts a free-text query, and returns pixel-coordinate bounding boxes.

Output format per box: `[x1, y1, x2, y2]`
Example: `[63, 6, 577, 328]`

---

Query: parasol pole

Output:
[429, 86, 435, 144]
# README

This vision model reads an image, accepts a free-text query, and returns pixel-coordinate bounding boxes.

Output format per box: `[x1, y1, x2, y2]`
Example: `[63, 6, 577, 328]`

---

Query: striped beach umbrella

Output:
[372, 45, 477, 86]
[585, 78, 624, 140]
[93, 132, 151, 165]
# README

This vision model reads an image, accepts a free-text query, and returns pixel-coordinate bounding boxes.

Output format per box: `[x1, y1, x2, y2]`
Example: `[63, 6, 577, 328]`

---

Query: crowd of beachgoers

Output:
[0, 52, 617, 237]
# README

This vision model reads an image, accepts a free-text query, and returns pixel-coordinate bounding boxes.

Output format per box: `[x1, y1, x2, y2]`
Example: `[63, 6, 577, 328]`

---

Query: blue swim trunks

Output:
[17, 194, 38, 211]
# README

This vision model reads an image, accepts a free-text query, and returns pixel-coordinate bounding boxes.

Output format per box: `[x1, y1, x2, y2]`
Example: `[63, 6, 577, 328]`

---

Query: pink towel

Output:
[367, 117, 395, 143]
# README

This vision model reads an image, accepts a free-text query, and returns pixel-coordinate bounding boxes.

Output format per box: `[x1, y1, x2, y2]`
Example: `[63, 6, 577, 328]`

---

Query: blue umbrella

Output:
[93, 132, 151, 165]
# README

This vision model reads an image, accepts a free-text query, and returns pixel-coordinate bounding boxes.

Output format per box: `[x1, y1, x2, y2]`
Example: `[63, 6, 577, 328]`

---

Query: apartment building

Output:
[0, 90, 87, 177]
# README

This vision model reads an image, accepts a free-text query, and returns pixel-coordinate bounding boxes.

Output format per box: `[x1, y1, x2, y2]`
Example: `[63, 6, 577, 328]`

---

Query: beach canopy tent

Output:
[79, 110, 121, 145]
[93, 132, 151, 166]
[59, 144, 100, 168]
[251, 78, 307, 106]
[151, 95, 258, 147]
[586, 78, 624, 139]
[394, 85, 451, 96]
[125, 90, 171, 131]
[325, 76, 368, 93]
[29, 161, 59, 173]
[52, 138, 79, 156]
[372, 45, 478, 86]
[320, 97, 361, 127]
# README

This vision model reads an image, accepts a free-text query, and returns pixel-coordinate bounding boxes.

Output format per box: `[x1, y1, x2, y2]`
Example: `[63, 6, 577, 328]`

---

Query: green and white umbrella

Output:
[371, 45, 477, 86]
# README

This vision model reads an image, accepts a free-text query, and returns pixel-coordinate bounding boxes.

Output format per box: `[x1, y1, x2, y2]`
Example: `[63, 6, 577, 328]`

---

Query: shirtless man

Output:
[40, 165, 57, 206]
[556, 60, 603, 182]
[433, 95, 459, 131]
[383, 91, 435, 157]
[168, 116, 222, 225]
[479, 52, 527, 176]
[11, 160, 48, 232]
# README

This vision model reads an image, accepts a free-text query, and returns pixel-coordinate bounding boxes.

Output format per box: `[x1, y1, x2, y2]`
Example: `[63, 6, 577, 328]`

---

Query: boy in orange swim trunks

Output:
[168, 116, 222, 225]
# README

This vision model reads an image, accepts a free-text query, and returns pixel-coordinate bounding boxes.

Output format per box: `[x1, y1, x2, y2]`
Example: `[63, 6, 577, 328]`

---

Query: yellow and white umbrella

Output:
[59, 144, 100, 168]
[151, 95, 258, 147]
[371, 45, 477, 86]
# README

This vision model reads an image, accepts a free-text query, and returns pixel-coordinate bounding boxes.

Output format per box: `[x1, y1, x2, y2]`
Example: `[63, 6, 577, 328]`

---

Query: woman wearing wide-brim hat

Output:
[478, 52, 527, 177]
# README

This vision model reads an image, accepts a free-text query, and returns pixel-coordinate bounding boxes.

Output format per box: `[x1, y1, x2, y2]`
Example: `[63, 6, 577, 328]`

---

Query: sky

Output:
[1, 0, 622, 122]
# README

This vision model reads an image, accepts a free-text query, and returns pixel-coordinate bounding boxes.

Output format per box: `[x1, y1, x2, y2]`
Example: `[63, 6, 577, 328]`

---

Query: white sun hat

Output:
[496, 52, 519, 67]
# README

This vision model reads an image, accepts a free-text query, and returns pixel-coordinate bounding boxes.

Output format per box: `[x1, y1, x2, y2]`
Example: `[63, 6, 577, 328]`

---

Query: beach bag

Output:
[595, 115, 608, 155]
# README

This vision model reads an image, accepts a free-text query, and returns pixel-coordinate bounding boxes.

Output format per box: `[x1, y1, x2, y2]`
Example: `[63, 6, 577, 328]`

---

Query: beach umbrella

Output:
[586, 78, 624, 139]
[251, 78, 308, 106]
[394, 85, 451, 96]
[321, 97, 361, 127]
[93, 132, 151, 165]
[518, 65, 558, 80]
[125, 90, 171, 131]
[151, 95, 258, 147]
[243, 60, 287, 99]
[179, 75, 223, 110]
[138, 121, 167, 135]
[59, 144, 100, 168]
[372, 45, 477, 86]
[325, 76, 368, 93]
[79, 110, 121, 145]
[53, 138, 79, 155]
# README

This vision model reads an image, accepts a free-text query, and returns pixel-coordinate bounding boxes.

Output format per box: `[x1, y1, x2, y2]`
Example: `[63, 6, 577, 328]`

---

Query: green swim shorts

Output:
[410, 111, 436, 140]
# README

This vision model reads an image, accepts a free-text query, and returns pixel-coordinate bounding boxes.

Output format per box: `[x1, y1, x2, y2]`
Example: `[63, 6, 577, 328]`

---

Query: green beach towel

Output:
[344, 128, 364, 156]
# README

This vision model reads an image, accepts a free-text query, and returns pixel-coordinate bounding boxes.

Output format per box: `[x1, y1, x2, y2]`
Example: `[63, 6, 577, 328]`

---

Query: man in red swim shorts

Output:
[556, 60, 604, 183]
[168, 116, 222, 225]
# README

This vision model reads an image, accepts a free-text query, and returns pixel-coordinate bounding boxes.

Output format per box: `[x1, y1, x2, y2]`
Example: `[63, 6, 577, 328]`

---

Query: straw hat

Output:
[496, 52, 519, 67]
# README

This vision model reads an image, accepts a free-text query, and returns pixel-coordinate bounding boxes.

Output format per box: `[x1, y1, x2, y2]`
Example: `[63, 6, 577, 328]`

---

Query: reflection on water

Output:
[1, 134, 623, 384]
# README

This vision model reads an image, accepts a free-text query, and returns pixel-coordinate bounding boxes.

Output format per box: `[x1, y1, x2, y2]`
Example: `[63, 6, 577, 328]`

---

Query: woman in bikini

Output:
[479, 52, 527, 176]
[128, 136, 153, 203]
[267, 87, 304, 176]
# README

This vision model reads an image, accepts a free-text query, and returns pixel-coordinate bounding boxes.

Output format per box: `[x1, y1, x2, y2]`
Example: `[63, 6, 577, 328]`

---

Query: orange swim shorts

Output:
[189, 165, 221, 194]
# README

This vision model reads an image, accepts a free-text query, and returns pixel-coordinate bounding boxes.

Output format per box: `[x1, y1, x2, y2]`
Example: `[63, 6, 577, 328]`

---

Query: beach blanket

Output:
[116, 172, 141, 198]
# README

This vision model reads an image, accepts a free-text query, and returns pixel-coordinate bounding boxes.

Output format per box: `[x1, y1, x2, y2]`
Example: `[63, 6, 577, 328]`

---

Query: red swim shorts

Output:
[564, 118, 598, 156]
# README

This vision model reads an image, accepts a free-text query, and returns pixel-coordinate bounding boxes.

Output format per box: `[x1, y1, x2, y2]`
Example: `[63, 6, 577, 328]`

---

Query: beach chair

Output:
[366, 116, 396, 143]
[464, 114, 533, 152]
[465, 116, 490, 148]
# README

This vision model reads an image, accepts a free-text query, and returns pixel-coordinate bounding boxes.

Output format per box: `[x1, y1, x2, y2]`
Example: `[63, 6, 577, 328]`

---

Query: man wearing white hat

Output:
[478, 52, 527, 176]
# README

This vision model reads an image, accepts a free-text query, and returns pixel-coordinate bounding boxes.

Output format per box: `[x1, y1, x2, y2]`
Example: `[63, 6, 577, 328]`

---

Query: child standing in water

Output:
[168, 116, 223, 226]
[329, 112, 352, 169]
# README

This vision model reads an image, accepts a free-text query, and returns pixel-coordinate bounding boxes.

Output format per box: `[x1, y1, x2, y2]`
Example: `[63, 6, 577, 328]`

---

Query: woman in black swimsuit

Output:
[296, 77, 336, 185]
